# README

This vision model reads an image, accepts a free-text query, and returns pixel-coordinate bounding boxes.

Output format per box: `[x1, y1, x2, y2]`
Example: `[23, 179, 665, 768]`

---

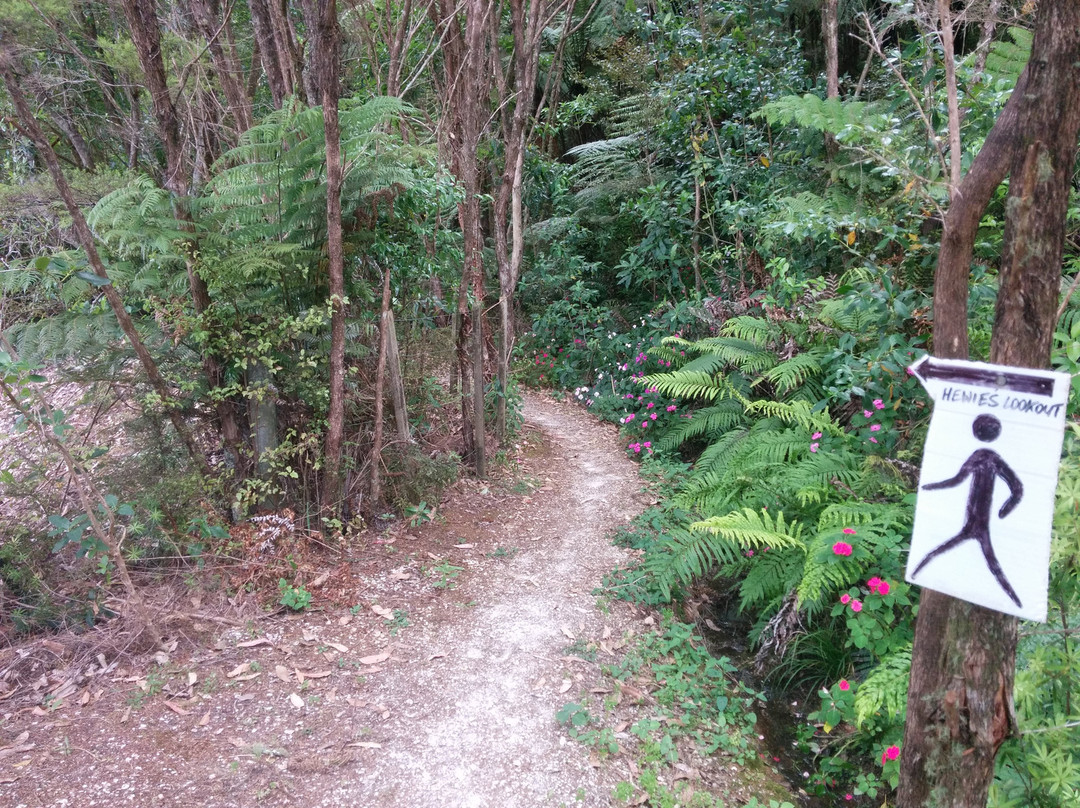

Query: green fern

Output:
[853, 644, 912, 727]
[646, 509, 804, 601]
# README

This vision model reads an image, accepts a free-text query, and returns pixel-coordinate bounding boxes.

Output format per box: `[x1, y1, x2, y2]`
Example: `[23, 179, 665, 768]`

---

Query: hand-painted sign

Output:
[906, 355, 1071, 622]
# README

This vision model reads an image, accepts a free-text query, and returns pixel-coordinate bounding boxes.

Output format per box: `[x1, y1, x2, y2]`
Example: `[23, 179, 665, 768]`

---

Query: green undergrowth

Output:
[557, 612, 796, 807]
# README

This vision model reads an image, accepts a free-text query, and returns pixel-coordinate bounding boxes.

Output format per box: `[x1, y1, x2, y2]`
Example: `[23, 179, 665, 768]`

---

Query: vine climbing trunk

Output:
[899, 2, 1080, 805]
[316, 0, 347, 526]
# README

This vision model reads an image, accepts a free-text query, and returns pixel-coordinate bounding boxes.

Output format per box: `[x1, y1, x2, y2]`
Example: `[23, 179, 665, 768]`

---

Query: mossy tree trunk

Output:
[900, 2, 1080, 805]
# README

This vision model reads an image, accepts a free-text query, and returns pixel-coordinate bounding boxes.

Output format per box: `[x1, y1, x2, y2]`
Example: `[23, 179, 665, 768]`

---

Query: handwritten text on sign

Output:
[906, 356, 1070, 622]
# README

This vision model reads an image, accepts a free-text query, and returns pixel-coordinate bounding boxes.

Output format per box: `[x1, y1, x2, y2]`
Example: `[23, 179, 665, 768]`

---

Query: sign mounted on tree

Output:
[906, 355, 1070, 622]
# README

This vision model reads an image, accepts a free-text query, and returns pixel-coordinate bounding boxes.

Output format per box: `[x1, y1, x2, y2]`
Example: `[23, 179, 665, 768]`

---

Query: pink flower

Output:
[845, 795, 853, 801]
[812, 431, 822, 439]
[626, 413, 635, 421]
[810, 442, 820, 453]
[869, 437, 878, 443]
[832, 542, 853, 556]
[842, 527, 856, 535]
[838, 679, 850, 691]
[666, 405, 677, 412]
[867, 576, 882, 591]
[881, 745, 900, 764]
[873, 399, 885, 410]
[864, 409, 873, 418]
[840, 594, 852, 604]
[878, 580, 890, 595]
[850, 599, 863, 613]
[650, 412, 657, 420]
[646, 402, 654, 408]
[870, 423, 881, 432]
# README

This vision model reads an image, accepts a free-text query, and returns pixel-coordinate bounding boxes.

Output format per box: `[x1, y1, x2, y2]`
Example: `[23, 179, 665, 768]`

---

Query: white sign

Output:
[906, 355, 1070, 622]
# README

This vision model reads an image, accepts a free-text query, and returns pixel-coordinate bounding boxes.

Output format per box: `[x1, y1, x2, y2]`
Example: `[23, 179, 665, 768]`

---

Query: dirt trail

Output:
[1, 394, 653, 808]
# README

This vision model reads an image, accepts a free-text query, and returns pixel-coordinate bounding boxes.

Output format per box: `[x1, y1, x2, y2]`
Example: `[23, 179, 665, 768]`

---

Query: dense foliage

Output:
[2, 0, 1079, 805]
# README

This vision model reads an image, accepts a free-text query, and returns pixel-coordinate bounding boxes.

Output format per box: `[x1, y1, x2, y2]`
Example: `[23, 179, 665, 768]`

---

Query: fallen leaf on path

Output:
[346, 741, 382, 749]
[198, 712, 210, 727]
[326, 641, 349, 653]
[602, 626, 612, 639]
[453, 543, 474, 549]
[187, 672, 198, 687]
[225, 663, 250, 678]
[0, 776, 19, 784]
[310, 571, 330, 587]
[288, 693, 304, 708]
[358, 652, 390, 665]
[274, 665, 291, 682]
[389, 567, 411, 580]
[0, 688, 15, 701]
[233, 672, 262, 682]
[561, 627, 575, 641]
[559, 679, 572, 694]
[428, 652, 447, 661]
[78, 690, 90, 706]
[226, 737, 246, 748]
[120, 707, 130, 724]
[237, 638, 271, 649]
[346, 697, 367, 707]
[338, 615, 353, 626]
[164, 701, 190, 716]
[297, 670, 331, 679]
[371, 605, 394, 620]
[235, 694, 254, 702]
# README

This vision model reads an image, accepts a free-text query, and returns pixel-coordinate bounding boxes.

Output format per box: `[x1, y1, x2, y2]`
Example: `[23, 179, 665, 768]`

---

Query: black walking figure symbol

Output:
[912, 414, 1024, 608]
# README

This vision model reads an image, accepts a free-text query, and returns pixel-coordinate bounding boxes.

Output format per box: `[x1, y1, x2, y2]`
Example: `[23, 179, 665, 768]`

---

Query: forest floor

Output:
[0, 393, 795, 808]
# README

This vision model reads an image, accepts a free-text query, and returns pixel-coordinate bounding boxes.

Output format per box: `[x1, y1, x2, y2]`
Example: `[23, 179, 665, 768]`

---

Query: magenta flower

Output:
[666, 405, 677, 412]
[626, 413, 635, 421]
[643, 442, 651, 448]
[646, 402, 654, 409]
[864, 409, 873, 418]
[850, 600, 863, 613]
[870, 424, 881, 432]
[867, 576, 882, 591]
[878, 580, 890, 595]
[832, 542, 853, 556]
[840, 593, 852, 604]
[650, 412, 657, 420]
[881, 745, 900, 764]
[838, 679, 850, 692]
[810, 442, 820, 453]
[812, 431, 822, 439]
[842, 527, 856, 535]
[869, 437, 878, 444]
[873, 399, 885, 410]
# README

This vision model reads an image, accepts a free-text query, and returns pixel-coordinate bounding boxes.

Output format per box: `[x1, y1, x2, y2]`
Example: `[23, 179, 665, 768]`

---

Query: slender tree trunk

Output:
[937, 0, 961, 195]
[822, 0, 839, 158]
[187, 0, 253, 137]
[369, 265, 392, 511]
[0, 52, 211, 477]
[385, 308, 410, 442]
[899, 3, 1080, 805]
[249, 0, 287, 106]
[316, 0, 346, 526]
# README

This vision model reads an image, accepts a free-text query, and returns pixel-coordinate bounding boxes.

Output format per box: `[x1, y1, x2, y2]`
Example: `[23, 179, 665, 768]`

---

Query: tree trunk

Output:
[369, 265, 392, 511]
[822, 0, 839, 159]
[0, 52, 211, 477]
[186, 0, 253, 137]
[899, 2, 1080, 805]
[248, 0, 287, 106]
[316, 0, 346, 527]
[385, 308, 411, 442]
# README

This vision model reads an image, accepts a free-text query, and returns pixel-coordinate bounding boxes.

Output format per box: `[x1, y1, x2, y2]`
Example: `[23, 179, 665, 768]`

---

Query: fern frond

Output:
[756, 348, 825, 394]
[655, 400, 746, 451]
[854, 645, 912, 727]
[738, 548, 805, 613]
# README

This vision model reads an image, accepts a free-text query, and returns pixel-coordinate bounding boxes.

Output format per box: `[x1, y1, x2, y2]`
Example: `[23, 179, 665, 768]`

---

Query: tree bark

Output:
[316, 0, 347, 525]
[0, 51, 211, 478]
[822, 0, 839, 159]
[369, 265, 392, 512]
[385, 308, 410, 442]
[899, 2, 1080, 806]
